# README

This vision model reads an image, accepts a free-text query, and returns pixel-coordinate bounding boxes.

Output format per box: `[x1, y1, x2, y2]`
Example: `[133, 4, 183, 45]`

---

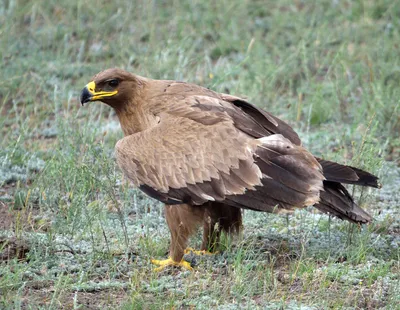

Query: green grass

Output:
[1, 0, 399, 309]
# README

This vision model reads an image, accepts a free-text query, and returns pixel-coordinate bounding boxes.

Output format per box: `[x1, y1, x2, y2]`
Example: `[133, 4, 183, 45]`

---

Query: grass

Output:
[1, 0, 399, 308]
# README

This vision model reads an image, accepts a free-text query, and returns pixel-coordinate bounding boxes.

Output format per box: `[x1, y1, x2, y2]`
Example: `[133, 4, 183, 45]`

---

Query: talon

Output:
[184, 247, 218, 256]
[151, 257, 193, 272]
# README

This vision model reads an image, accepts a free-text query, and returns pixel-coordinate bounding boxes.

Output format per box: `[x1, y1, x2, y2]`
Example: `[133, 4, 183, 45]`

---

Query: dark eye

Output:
[108, 79, 119, 87]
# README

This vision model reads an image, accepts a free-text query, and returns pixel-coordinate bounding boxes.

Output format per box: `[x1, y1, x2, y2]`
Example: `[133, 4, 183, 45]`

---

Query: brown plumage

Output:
[80, 68, 380, 270]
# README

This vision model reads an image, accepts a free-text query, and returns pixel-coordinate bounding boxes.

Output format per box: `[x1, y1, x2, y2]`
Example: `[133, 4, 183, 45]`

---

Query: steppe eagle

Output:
[80, 68, 379, 271]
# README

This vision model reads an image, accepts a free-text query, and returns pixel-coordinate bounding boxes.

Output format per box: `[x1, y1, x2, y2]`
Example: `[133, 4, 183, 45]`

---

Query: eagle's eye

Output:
[108, 79, 119, 87]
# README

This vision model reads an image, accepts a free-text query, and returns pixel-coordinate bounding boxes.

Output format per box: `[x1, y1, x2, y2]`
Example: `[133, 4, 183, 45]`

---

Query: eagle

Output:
[80, 68, 380, 271]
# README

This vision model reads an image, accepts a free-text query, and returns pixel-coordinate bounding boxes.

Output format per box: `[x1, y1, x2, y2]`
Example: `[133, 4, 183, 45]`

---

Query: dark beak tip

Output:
[80, 87, 92, 106]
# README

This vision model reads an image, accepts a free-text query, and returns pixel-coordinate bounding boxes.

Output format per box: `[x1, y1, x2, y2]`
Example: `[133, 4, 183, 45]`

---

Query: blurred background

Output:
[1, 1, 399, 309]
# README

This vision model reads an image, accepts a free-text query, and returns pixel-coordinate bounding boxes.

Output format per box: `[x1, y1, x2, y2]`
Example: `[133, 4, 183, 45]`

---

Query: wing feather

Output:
[116, 95, 324, 213]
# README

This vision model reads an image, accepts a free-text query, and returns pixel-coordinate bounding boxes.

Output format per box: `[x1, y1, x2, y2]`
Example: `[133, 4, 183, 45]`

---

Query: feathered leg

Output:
[151, 204, 203, 271]
[201, 202, 242, 253]
[151, 203, 242, 271]
[186, 203, 243, 256]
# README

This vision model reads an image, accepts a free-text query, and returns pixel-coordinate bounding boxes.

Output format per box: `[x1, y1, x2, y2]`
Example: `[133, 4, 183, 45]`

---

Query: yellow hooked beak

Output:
[80, 81, 118, 105]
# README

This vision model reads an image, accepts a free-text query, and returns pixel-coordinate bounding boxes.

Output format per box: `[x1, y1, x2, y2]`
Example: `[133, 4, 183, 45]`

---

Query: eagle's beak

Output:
[80, 81, 117, 105]
[80, 85, 92, 105]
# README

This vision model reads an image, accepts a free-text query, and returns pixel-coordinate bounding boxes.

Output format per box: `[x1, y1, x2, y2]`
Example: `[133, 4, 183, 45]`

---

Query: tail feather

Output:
[314, 181, 372, 224]
[317, 158, 380, 188]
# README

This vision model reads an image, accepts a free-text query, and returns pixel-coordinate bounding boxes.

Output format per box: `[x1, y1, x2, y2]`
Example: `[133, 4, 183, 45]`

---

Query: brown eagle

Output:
[80, 68, 380, 271]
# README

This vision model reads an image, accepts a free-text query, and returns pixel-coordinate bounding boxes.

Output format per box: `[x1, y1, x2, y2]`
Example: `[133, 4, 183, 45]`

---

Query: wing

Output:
[115, 114, 263, 205]
[115, 96, 324, 212]
[148, 82, 301, 145]
[220, 93, 301, 145]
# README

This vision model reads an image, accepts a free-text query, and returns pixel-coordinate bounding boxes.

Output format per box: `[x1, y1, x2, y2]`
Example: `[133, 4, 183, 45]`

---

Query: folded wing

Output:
[115, 99, 325, 213]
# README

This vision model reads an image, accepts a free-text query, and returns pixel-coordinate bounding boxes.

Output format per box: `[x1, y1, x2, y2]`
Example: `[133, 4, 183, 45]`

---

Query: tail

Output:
[314, 159, 380, 224]
[316, 158, 380, 188]
[314, 181, 372, 224]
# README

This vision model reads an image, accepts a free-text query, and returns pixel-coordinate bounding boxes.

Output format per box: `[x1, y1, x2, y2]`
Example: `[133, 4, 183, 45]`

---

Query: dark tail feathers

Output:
[314, 159, 380, 224]
[317, 158, 380, 188]
[315, 181, 372, 224]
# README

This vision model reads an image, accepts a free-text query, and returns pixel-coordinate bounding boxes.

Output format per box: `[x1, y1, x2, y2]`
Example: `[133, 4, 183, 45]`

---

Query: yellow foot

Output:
[151, 257, 193, 272]
[184, 247, 218, 256]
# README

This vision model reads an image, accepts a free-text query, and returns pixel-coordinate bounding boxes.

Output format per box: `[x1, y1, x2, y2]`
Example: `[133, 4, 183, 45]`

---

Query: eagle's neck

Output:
[114, 101, 158, 136]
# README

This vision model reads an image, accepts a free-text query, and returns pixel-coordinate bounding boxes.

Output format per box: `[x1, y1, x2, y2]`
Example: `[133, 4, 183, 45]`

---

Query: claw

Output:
[184, 247, 218, 256]
[151, 257, 193, 272]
